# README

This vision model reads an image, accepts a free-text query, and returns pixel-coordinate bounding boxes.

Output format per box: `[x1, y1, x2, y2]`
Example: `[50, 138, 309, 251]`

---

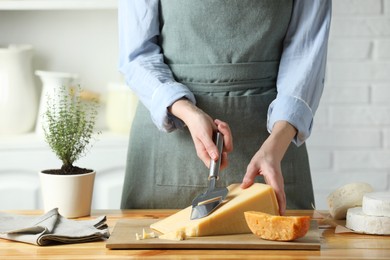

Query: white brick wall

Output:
[307, 0, 390, 209]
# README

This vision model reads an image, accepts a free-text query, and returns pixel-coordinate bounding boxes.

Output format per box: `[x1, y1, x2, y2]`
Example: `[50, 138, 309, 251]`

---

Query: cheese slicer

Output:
[190, 131, 228, 220]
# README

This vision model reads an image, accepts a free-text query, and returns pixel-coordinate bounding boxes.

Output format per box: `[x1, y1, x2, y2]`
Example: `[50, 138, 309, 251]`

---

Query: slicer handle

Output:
[209, 131, 224, 180]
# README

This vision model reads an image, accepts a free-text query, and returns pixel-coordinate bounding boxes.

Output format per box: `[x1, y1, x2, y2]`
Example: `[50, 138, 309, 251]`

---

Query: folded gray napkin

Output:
[0, 208, 109, 246]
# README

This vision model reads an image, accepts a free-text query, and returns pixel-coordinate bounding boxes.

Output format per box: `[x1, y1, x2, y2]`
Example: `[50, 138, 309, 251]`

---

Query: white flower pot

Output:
[39, 170, 95, 218]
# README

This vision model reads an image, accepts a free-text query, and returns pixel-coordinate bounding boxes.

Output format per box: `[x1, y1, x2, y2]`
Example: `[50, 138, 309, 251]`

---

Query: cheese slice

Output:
[135, 229, 157, 240]
[362, 192, 390, 217]
[327, 182, 374, 220]
[346, 207, 390, 235]
[159, 230, 186, 241]
[150, 183, 279, 237]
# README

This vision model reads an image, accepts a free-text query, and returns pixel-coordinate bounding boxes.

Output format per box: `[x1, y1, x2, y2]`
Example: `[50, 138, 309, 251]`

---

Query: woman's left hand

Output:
[240, 121, 297, 216]
[241, 139, 286, 215]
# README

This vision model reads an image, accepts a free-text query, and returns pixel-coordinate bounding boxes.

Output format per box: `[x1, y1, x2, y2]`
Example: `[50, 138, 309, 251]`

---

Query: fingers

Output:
[214, 119, 232, 171]
[241, 153, 286, 216]
[265, 175, 286, 216]
[188, 117, 233, 169]
[220, 151, 229, 170]
[214, 119, 233, 153]
[241, 163, 258, 189]
[193, 134, 218, 168]
[277, 191, 286, 216]
[204, 133, 219, 161]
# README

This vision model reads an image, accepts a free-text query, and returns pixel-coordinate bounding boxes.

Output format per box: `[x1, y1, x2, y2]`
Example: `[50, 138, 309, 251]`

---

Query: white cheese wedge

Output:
[327, 182, 374, 220]
[150, 183, 279, 237]
[346, 207, 390, 235]
[362, 192, 390, 217]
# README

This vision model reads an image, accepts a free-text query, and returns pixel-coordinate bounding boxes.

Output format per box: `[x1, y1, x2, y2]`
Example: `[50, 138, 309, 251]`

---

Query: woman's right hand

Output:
[169, 98, 233, 169]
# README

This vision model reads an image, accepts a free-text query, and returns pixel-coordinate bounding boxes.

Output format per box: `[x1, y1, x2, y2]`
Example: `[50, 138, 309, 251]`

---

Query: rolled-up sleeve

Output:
[267, 0, 332, 146]
[118, 0, 195, 132]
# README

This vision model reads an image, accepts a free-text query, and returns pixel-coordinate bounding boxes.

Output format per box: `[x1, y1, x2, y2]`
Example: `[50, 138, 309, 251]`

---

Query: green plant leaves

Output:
[43, 85, 100, 173]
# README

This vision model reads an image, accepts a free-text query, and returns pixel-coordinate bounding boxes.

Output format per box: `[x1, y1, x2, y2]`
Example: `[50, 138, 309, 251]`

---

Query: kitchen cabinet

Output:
[0, 133, 128, 210]
[0, 0, 120, 101]
[0, 0, 127, 210]
[0, 0, 117, 10]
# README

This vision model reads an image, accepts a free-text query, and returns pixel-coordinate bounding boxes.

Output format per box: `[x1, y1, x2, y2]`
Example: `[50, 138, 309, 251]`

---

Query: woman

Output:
[118, 0, 331, 215]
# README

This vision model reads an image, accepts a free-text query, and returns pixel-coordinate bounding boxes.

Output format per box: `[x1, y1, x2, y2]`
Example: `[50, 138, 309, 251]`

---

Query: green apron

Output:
[121, 0, 315, 209]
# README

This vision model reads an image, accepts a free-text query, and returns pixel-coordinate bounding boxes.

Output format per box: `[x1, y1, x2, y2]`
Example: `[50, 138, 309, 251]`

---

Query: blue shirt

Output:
[118, 0, 332, 146]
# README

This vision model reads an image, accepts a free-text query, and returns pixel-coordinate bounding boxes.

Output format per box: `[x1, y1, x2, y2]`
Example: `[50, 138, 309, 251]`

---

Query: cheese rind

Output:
[327, 182, 374, 220]
[244, 211, 311, 241]
[346, 207, 390, 235]
[362, 192, 390, 217]
[150, 183, 279, 237]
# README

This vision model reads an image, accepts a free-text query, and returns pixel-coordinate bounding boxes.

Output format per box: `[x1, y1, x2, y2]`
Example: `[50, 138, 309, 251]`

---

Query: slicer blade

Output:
[190, 199, 223, 220]
[190, 132, 228, 220]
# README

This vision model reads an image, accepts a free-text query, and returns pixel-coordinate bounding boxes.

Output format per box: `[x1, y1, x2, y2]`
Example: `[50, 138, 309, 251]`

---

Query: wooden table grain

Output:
[1, 209, 390, 259]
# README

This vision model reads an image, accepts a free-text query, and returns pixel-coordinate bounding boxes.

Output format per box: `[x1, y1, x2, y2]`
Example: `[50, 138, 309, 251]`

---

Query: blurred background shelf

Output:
[0, 132, 128, 210]
[0, 0, 129, 211]
[0, 0, 117, 10]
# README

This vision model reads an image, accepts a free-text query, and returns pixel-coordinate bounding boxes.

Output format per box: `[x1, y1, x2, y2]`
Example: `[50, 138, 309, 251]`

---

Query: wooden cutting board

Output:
[106, 218, 320, 250]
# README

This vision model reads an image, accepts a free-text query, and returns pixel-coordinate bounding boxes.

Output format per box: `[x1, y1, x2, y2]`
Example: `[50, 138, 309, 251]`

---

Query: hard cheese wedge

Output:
[244, 211, 311, 241]
[150, 183, 279, 237]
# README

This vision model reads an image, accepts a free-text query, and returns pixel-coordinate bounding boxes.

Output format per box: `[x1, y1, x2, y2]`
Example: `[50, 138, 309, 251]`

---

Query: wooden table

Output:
[1, 209, 390, 259]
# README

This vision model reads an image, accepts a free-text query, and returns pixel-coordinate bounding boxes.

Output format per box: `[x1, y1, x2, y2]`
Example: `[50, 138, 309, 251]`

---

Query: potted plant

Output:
[39, 85, 100, 218]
